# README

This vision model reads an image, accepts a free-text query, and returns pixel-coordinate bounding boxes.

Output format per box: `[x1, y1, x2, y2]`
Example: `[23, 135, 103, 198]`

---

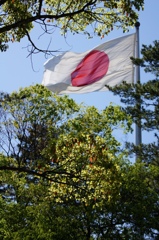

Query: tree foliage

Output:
[0, 84, 131, 193]
[108, 40, 159, 165]
[0, 0, 144, 53]
[0, 84, 159, 239]
[108, 40, 159, 238]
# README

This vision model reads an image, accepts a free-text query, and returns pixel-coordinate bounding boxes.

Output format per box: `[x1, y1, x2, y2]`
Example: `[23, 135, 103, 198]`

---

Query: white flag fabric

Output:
[42, 33, 136, 94]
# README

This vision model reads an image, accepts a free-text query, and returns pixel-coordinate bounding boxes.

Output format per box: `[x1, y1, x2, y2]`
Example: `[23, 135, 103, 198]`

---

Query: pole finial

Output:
[135, 22, 140, 28]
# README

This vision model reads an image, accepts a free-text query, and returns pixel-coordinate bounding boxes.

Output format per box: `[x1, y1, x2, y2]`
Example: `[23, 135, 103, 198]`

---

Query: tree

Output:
[0, 84, 159, 239]
[0, 84, 131, 199]
[1, 161, 158, 239]
[0, 0, 144, 53]
[108, 40, 159, 239]
[108, 40, 159, 164]
[0, 85, 81, 186]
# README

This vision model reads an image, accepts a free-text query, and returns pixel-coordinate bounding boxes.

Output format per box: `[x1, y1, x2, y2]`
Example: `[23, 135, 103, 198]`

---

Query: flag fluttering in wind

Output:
[42, 34, 136, 94]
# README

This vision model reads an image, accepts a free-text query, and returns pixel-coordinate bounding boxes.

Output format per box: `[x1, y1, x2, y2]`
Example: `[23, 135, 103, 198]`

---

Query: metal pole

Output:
[135, 22, 142, 147]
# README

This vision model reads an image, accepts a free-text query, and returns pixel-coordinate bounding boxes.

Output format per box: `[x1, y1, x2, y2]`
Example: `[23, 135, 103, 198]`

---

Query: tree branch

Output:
[38, 0, 43, 16]
[25, 30, 60, 56]
[0, 165, 86, 186]
[0, 1, 98, 34]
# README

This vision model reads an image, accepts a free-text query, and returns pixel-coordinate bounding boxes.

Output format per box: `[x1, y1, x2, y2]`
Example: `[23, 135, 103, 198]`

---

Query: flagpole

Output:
[135, 22, 142, 151]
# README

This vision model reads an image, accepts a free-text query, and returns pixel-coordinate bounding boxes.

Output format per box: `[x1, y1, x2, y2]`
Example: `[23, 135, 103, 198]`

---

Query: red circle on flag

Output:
[71, 50, 109, 87]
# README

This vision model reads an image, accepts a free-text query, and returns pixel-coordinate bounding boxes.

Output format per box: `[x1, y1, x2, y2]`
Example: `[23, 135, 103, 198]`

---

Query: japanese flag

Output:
[42, 33, 136, 94]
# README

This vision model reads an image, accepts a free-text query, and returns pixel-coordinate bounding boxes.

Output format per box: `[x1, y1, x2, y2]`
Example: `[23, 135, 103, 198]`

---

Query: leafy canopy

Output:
[0, 84, 132, 185]
[107, 40, 159, 238]
[0, 85, 158, 239]
[0, 0, 144, 53]
[108, 40, 159, 164]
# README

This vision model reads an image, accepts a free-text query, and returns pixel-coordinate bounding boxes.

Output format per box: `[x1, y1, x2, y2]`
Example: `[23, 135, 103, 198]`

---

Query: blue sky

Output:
[1, 0, 159, 146]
